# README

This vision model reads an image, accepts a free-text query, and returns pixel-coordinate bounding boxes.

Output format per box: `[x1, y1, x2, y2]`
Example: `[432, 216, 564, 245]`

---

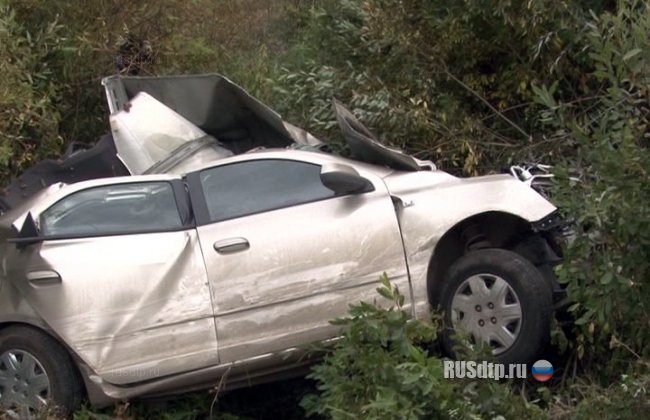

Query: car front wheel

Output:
[0, 326, 83, 417]
[439, 248, 553, 365]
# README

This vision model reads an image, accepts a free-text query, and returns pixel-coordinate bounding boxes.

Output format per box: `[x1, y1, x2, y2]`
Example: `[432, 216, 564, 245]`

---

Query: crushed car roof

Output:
[0, 74, 433, 213]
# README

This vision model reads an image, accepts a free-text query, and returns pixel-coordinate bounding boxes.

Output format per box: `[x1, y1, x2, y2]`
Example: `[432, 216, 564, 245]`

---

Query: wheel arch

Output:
[426, 211, 561, 308]
[0, 319, 72, 356]
[0, 320, 91, 400]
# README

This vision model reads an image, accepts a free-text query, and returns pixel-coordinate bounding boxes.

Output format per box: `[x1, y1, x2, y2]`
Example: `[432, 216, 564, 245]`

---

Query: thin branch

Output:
[610, 335, 642, 360]
[209, 365, 232, 420]
[480, 102, 534, 121]
[444, 69, 532, 140]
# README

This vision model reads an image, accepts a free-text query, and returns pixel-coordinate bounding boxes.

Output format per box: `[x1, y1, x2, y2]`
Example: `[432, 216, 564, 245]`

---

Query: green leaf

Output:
[600, 272, 614, 285]
[379, 272, 391, 289]
[407, 343, 426, 365]
[622, 48, 642, 61]
[567, 303, 581, 313]
[377, 286, 394, 301]
[575, 309, 595, 325]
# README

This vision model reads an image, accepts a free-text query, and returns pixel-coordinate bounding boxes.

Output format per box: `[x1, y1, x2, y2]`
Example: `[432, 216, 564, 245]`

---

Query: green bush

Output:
[302, 274, 543, 419]
[0, 3, 65, 180]
[535, 0, 650, 369]
[0, 0, 293, 183]
[271, 0, 613, 174]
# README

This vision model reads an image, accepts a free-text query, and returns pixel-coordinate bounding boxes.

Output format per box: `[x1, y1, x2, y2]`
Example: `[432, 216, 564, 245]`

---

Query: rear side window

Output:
[40, 182, 183, 236]
[199, 160, 336, 222]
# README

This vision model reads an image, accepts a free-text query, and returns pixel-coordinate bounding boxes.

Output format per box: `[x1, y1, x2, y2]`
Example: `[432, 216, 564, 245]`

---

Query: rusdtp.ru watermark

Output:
[443, 360, 526, 380]
[444, 359, 554, 381]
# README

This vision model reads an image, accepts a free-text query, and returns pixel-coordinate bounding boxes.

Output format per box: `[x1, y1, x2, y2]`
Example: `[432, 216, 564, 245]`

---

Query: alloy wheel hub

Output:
[450, 274, 522, 354]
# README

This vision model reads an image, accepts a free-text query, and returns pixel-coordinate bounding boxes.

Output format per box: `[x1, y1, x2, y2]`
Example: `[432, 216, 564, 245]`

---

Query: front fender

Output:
[383, 171, 557, 319]
[385, 172, 556, 224]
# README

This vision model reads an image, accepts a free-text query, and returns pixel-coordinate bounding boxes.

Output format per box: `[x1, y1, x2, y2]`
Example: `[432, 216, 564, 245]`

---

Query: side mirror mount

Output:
[320, 164, 373, 195]
[8, 213, 44, 249]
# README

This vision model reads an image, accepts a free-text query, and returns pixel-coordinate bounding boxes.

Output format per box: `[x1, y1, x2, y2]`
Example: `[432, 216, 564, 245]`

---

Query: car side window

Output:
[40, 182, 184, 236]
[199, 160, 336, 222]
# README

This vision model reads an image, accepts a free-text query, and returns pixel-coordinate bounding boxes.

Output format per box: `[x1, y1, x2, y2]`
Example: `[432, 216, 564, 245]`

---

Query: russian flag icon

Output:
[531, 360, 554, 382]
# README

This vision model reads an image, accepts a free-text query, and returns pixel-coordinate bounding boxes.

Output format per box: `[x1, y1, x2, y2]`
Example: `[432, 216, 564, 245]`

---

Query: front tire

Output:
[0, 326, 83, 417]
[439, 249, 553, 365]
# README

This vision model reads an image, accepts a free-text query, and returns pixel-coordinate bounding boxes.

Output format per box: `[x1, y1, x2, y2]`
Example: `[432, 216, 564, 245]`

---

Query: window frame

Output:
[187, 158, 373, 226]
[37, 179, 193, 240]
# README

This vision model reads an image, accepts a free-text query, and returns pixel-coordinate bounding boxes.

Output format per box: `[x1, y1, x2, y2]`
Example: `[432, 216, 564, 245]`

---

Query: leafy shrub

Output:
[272, 0, 613, 173]
[302, 274, 543, 419]
[0, 4, 65, 180]
[0, 0, 294, 183]
[535, 0, 650, 368]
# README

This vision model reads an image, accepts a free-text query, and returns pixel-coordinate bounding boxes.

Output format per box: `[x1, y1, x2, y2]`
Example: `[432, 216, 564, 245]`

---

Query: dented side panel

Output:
[196, 180, 409, 363]
[5, 230, 218, 385]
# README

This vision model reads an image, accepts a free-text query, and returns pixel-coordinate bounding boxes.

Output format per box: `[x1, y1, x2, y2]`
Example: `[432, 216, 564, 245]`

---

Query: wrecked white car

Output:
[0, 75, 566, 415]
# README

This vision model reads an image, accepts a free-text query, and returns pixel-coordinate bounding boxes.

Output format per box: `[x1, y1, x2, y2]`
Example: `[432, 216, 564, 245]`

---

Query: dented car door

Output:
[188, 157, 410, 363]
[4, 179, 218, 384]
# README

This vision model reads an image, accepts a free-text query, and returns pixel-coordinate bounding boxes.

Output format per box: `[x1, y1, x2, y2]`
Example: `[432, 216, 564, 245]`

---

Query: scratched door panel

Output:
[197, 190, 408, 363]
[6, 230, 218, 384]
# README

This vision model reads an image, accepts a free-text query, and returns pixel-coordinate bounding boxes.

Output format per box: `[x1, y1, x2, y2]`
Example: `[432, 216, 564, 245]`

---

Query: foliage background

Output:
[0, 0, 648, 418]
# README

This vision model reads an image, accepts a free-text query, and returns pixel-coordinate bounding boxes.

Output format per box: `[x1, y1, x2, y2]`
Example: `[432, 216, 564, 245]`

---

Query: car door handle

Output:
[27, 270, 62, 287]
[213, 238, 250, 254]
